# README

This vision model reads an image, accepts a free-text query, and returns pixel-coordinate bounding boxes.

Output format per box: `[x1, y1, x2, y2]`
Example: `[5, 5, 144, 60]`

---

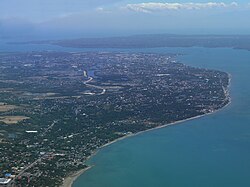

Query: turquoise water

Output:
[72, 47, 250, 187]
[2, 40, 250, 187]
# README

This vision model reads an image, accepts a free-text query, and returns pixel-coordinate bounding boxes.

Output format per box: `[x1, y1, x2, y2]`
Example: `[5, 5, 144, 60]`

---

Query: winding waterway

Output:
[1, 40, 250, 187]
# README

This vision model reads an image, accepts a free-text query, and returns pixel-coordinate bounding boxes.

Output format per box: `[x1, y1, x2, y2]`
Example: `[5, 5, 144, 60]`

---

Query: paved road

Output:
[7, 157, 42, 187]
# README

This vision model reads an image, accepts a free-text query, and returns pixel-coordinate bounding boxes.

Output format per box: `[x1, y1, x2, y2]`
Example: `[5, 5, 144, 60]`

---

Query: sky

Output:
[1, 0, 250, 39]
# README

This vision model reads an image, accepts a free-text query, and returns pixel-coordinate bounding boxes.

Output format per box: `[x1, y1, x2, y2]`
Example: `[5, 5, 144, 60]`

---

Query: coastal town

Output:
[0, 52, 230, 186]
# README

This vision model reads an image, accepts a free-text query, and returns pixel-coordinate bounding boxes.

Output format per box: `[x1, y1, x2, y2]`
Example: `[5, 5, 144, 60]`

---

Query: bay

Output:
[73, 47, 250, 187]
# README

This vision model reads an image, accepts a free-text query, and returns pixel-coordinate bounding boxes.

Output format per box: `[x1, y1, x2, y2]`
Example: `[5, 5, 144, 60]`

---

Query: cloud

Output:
[95, 7, 111, 13]
[125, 2, 238, 13]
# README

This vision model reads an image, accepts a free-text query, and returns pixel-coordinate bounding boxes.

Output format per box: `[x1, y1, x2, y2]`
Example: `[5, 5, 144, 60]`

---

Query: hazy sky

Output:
[1, 0, 250, 39]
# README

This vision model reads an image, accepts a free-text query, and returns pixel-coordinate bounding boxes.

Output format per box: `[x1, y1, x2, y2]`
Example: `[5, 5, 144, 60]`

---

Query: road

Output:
[7, 157, 42, 187]
[41, 120, 58, 136]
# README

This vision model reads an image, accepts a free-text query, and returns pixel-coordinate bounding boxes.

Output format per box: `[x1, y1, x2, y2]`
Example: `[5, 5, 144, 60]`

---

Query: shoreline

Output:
[60, 166, 92, 187]
[64, 102, 231, 187]
[62, 74, 232, 187]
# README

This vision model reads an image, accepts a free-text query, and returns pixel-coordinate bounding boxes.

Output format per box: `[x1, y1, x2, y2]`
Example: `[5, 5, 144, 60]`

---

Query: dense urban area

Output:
[0, 52, 230, 186]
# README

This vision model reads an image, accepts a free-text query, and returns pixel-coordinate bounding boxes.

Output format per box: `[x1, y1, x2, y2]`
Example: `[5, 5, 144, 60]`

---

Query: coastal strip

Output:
[62, 75, 231, 187]
[0, 51, 232, 187]
[61, 166, 92, 187]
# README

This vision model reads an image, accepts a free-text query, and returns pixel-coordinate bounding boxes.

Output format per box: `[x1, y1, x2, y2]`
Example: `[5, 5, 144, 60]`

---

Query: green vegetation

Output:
[0, 52, 230, 186]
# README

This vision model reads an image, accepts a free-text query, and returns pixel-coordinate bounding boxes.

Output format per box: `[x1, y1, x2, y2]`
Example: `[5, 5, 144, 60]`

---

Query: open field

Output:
[0, 116, 30, 124]
[0, 103, 18, 112]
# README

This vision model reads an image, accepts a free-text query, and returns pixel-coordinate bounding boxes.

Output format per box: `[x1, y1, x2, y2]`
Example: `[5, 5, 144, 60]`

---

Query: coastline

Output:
[60, 166, 92, 187]
[62, 74, 232, 187]
[64, 103, 231, 187]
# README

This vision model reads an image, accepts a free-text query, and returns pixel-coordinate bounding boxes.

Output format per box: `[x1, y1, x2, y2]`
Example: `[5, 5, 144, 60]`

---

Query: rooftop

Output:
[0, 178, 11, 184]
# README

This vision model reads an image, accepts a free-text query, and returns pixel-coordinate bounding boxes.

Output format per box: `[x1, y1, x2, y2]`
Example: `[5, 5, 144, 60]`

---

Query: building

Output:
[0, 178, 11, 185]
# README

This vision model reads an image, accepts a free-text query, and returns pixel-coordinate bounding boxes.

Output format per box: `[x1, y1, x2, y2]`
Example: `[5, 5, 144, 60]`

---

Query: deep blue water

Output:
[1, 40, 250, 187]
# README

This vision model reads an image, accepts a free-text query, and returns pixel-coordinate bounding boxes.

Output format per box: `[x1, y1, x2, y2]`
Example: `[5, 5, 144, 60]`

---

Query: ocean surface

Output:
[1, 40, 250, 187]
[73, 48, 250, 187]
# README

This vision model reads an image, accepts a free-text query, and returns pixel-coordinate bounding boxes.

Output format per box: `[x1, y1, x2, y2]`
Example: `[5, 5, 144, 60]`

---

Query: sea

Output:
[1, 39, 250, 187]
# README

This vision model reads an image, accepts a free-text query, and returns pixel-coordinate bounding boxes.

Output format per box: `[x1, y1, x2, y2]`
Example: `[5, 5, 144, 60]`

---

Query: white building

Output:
[0, 178, 11, 185]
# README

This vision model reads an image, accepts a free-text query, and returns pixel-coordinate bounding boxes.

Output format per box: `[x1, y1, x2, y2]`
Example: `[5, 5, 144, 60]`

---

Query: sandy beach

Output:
[60, 166, 92, 187]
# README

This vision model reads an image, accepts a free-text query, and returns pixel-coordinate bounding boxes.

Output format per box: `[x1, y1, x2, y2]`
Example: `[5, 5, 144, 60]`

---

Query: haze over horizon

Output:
[1, 0, 250, 40]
